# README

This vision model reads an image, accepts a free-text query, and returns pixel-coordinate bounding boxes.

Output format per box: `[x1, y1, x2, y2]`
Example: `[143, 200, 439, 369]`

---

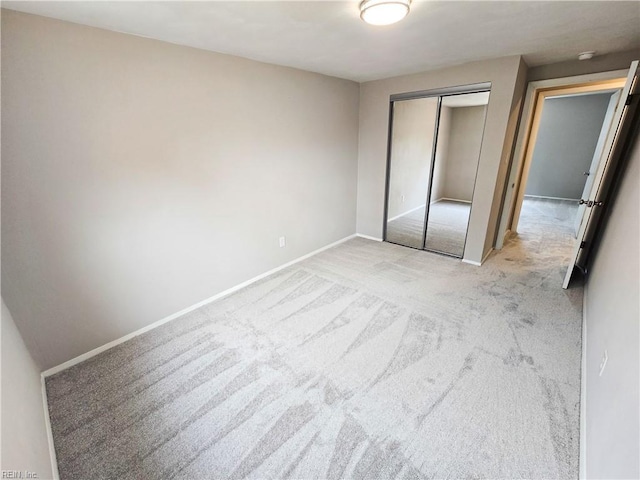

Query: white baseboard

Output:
[524, 194, 579, 202]
[461, 248, 493, 267]
[580, 283, 588, 479]
[41, 376, 60, 480]
[41, 233, 357, 378]
[356, 233, 383, 242]
[461, 258, 481, 266]
[440, 197, 472, 204]
[388, 204, 425, 222]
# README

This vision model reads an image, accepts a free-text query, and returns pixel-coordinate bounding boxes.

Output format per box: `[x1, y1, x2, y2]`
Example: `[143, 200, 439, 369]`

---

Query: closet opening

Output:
[383, 84, 490, 259]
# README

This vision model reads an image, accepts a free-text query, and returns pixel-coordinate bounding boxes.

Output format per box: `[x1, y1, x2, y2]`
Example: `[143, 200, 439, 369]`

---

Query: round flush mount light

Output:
[360, 0, 411, 26]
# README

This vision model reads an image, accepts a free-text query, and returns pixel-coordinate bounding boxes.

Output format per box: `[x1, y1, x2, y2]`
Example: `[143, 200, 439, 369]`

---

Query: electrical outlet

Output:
[401, 195, 405, 203]
[599, 349, 608, 377]
[279, 236, 286, 248]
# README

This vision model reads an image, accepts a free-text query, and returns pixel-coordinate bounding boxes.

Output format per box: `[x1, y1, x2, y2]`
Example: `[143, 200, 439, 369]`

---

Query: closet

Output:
[384, 86, 490, 258]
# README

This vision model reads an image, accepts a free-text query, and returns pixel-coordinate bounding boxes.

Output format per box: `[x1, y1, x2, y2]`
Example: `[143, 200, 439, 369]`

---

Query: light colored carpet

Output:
[386, 200, 471, 256]
[386, 206, 427, 249]
[46, 198, 582, 480]
[521, 196, 579, 238]
[425, 200, 471, 256]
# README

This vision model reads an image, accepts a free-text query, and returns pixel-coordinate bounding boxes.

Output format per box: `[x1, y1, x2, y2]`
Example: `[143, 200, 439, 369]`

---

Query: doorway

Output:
[383, 87, 490, 258]
[498, 72, 628, 248]
[510, 84, 625, 241]
[514, 88, 623, 256]
[496, 60, 639, 288]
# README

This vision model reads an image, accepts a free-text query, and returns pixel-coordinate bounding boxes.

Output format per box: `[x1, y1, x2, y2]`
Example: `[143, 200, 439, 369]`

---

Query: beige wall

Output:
[441, 105, 487, 202]
[583, 123, 639, 479]
[1, 300, 54, 479]
[356, 56, 528, 263]
[1, 10, 360, 369]
[387, 97, 438, 219]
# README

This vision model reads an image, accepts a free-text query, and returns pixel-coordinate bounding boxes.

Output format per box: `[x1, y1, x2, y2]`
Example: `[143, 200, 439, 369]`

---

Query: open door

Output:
[573, 90, 621, 236]
[563, 60, 639, 289]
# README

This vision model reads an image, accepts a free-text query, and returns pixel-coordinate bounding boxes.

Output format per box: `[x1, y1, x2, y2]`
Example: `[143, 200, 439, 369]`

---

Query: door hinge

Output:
[579, 199, 604, 208]
[580, 241, 587, 249]
[626, 94, 634, 106]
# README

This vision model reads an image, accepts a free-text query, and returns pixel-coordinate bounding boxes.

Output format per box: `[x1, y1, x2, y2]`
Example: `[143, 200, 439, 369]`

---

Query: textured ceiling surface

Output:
[4, 1, 640, 82]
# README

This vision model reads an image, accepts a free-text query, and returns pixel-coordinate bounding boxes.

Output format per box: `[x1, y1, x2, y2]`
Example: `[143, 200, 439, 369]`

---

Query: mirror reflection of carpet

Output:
[386, 200, 470, 256]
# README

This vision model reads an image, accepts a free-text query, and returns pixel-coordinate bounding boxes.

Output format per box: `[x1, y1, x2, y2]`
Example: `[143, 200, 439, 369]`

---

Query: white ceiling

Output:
[3, 1, 640, 82]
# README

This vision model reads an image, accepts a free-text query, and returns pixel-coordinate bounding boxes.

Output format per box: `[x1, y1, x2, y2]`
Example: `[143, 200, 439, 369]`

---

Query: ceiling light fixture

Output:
[360, 0, 411, 26]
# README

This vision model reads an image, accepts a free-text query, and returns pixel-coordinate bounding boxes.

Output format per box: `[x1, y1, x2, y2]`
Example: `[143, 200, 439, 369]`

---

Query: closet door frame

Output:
[420, 96, 443, 250]
[382, 82, 491, 251]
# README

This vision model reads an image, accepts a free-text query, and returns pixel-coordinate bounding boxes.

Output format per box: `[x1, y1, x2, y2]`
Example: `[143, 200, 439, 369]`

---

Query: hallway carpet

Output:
[46, 199, 582, 479]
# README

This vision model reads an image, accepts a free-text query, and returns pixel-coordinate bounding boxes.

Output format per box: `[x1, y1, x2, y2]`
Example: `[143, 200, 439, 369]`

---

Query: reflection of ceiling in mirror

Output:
[441, 91, 490, 108]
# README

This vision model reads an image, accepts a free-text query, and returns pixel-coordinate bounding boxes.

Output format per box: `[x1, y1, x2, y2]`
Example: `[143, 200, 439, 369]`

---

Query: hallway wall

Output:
[526, 93, 612, 199]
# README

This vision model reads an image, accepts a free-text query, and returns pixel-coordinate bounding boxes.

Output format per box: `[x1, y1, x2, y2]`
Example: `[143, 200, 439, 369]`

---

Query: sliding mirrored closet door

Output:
[424, 91, 489, 256]
[384, 89, 489, 258]
[385, 97, 439, 249]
